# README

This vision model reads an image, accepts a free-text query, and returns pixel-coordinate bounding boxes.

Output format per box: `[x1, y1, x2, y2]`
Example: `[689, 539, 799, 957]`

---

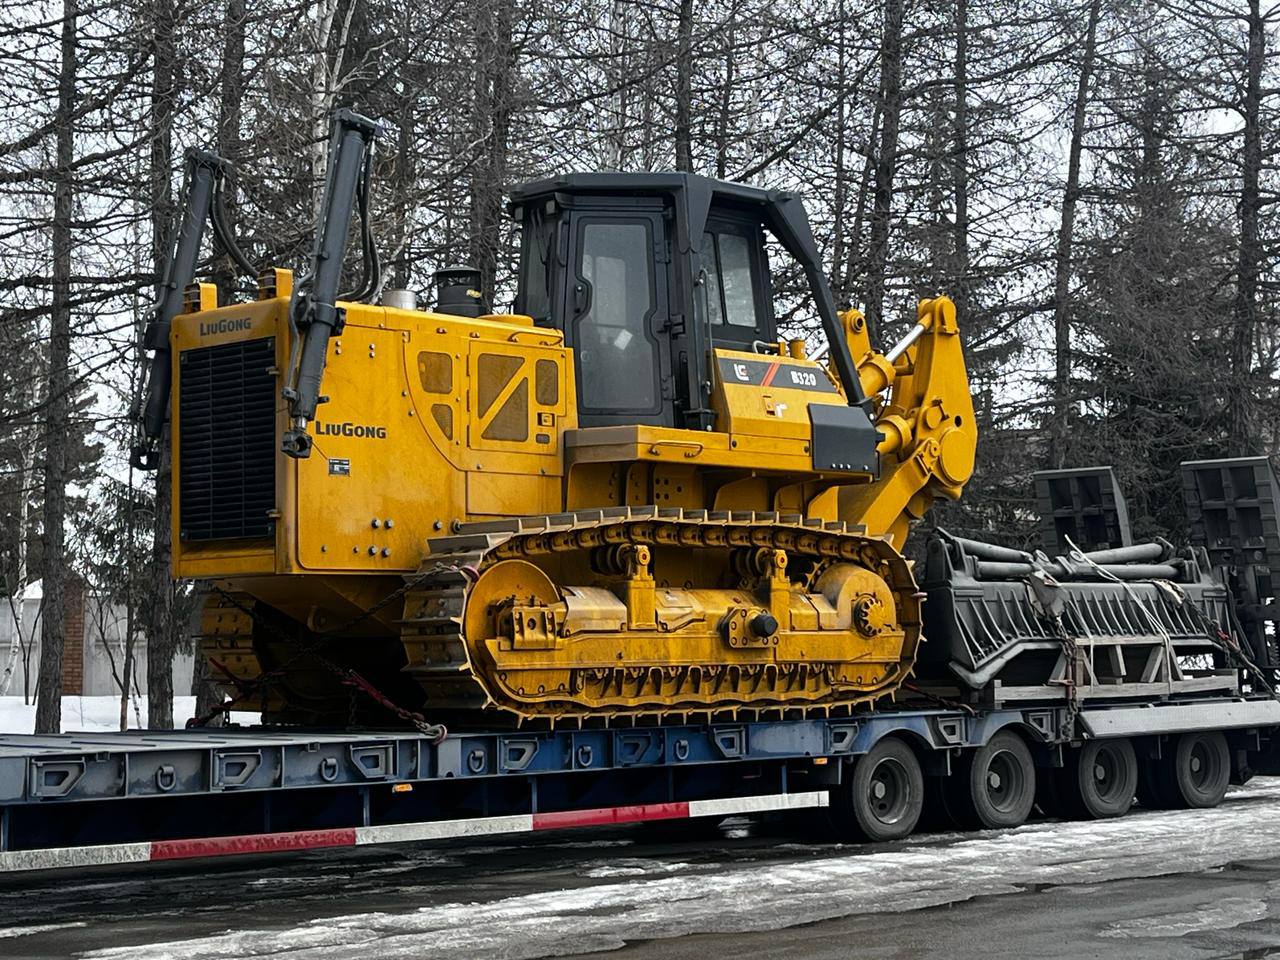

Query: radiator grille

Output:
[178, 337, 277, 541]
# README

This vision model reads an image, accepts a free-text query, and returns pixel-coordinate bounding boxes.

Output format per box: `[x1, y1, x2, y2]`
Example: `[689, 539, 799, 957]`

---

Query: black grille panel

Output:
[178, 337, 277, 541]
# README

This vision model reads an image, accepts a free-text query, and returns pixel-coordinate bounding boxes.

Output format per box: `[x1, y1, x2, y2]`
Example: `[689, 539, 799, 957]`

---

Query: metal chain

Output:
[1045, 613, 1081, 738]
[901, 681, 976, 717]
[194, 565, 457, 740]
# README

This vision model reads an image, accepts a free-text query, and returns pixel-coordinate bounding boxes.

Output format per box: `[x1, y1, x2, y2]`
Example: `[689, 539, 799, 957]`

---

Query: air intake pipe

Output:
[433, 266, 486, 317]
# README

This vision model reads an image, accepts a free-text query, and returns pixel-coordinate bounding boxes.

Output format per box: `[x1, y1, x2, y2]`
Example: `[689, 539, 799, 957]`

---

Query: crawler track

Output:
[399, 507, 921, 722]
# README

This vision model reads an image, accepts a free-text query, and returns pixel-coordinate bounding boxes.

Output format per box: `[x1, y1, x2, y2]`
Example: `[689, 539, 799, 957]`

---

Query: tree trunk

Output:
[863, 0, 904, 342]
[608, 0, 631, 170]
[119, 628, 134, 730]
[1050, 0, 1101, 468]
[145, 464, 177, 729]
[830, 0, 850, 300]
[391, 4, 415, 293]
[952, 0, 970, 326]
[641, 39, 656, 171]
[841, 103, 880, 310]
[213, 0, 246, 299]
[34, 0, 79, 735]
[146, 0, 177, 730]
[674, 0, 694, 172]
[1229, 0, 1263, 455]
[310, 0, 342, 219]
[121, 467, 136, 731]
[469, 0, 515, 308]
[713, 2, 737, 180]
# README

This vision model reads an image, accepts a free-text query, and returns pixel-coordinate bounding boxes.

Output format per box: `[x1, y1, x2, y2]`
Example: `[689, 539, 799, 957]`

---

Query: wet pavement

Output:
[7, 779, 1280, 959]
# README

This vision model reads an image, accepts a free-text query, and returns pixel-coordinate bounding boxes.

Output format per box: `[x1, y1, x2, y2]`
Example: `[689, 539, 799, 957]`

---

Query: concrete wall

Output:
[0, 591, 194, 699]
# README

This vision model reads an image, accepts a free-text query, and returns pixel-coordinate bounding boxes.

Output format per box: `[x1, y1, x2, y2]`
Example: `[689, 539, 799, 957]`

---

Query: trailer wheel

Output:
[1065, 738, 1137, 819]
[953, 730, 1036, 829]
[1165, 731, 1231, 809]
[830, 736, 923, 842]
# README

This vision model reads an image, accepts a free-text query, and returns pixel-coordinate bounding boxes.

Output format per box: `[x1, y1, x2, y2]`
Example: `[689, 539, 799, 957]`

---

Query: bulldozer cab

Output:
[509, 173, 861, 432]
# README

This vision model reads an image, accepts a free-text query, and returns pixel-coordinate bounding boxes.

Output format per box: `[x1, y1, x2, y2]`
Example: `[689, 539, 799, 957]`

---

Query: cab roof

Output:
[509, 171, 789, 210]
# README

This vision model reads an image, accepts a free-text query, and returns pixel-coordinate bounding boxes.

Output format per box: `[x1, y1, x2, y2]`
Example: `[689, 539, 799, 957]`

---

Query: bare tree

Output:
[1050, 0, 1102, 467]
[863, 0, 904, 342]
[470, 0, 517, 306]
[34, 0, 79, 734]
[674, 0, 694, 172]
[144, 0, 178, 729]
[1228, 0, 1265, 454]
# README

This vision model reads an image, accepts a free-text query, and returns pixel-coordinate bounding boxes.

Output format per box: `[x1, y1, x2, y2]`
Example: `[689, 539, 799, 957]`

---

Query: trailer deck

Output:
[4, 695, 1279, 873]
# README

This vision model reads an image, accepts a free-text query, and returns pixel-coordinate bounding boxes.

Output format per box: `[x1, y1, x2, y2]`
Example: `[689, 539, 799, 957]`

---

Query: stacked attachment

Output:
[919, 531, 1236, 708]
[919, 459, 1280, 709]
[1034, 466, 1132, 554]
[1182, 457, 1280, 673]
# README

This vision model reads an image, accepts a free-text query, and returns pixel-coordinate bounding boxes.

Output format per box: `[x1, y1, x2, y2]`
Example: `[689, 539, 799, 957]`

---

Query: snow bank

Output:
[0, 696, 257, 733]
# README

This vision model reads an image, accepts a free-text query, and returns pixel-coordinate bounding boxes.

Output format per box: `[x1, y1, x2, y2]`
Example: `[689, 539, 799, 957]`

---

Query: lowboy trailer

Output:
[6, 462, 1280, 874]
[3, 693, 1280, 874]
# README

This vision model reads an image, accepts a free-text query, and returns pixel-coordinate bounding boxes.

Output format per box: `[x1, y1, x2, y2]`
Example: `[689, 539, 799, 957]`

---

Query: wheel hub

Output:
[868, 759, 909, 823]
[985, 751, 1024, 812]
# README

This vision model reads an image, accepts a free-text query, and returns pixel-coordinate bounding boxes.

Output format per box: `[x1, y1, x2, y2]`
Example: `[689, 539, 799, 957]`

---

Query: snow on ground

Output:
[75, 779, 1280, 960]
[0, 696, 257, 733]
[1098, 893, 1273, 939]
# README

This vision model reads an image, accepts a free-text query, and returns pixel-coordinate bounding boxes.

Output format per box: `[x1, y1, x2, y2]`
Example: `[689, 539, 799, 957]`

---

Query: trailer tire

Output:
[953, 730, 1036, 829]
[830, 737, 923, 842]
[1065, 738, 1137, 819]
[1164, 731, 1231, 809]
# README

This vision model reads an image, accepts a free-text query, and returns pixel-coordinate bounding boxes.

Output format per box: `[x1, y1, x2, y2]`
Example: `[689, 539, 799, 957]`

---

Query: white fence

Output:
[0, 593, 194, 700]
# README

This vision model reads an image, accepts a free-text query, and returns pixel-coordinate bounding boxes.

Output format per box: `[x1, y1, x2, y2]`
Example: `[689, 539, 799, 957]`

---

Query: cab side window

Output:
[519, 212, 556, 323]
[700, 225, 768, 335]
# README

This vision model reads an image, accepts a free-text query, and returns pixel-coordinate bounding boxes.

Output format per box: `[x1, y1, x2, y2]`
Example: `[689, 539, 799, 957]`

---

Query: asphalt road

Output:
[8, 779, 1280, 959]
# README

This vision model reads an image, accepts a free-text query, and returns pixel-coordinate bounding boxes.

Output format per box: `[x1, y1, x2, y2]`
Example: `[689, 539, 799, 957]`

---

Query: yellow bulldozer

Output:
[132, 109, 977, 728]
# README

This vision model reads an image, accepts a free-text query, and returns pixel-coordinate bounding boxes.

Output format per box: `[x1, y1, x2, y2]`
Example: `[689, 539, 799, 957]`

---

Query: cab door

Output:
[564, 209, 674, 428]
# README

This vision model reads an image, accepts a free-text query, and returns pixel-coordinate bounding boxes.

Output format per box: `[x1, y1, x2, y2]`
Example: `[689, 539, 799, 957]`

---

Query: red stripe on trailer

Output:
[533, 801, 691, 830]
[150, 827, 357, 862]
[1, 791, 830, 874]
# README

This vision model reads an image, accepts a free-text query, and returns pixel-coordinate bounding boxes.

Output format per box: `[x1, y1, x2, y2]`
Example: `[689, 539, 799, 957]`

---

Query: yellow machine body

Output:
[175, 269, 976, 724]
